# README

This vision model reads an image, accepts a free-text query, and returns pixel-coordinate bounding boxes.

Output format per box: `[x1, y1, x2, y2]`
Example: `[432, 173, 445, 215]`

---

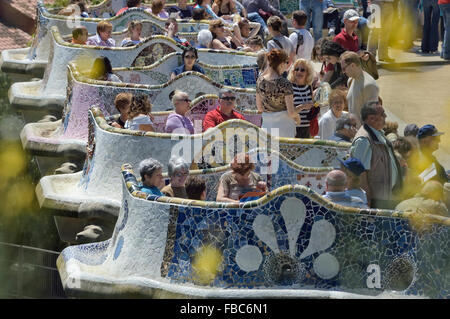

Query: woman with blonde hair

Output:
[318, 89, 348, 140]
[287, 58, 318, 138]
[125, 94, 155, 132]
[256, 49, 300, 138]
[121, 20, 143, 47]
[209, 19, 241, 50]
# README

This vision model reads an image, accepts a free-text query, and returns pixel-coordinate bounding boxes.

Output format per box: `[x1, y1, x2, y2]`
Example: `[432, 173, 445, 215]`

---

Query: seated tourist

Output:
[87, 21, 115, 47]
[146, 0, 170, 18]
[58, 0, 89, 17]
[121, 20, 143, 47]
[323, 170, 368, 208]
[212, 0, 238, 21]
[124, 94, 155, 132]
[71, 26, 88, 45]
[139, 158, 165, 196]
[161, 156, 190, 198]
[170, 46, 205, 79]
[396, 181, 449, 217]
[338, 157, 368, 206]
[194, 0, 221, 20]
[319, 89, 349, 140]
[110, 92, 132, 128]
[192, 7, 208, 20]
[167, 0, 194, 19]
[185, 176, 207, 200]
[165, 18, 191, 46]
[196, 29, 213, 48]
[216, 153, 267, 203]
[247, 36, 264, 53]
[202, 89, 246, 132]
[90, 57, 121, 82]
[116, 0, 142, 16]
[165, 90, 194, 134]
[329, 114, 358, 142]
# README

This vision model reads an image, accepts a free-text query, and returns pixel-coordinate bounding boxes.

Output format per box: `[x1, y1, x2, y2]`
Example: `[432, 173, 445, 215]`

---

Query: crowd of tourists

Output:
[62, 0, 449, 215]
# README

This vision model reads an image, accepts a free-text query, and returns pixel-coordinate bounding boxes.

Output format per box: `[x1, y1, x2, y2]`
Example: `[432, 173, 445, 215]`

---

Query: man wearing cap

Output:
[350, 100, 403, 209]
[333, 9, 360, 52]
[339, 157, 368, 206]
[202, 90, 247, 132]
[323, 170, 368, 208]
[410, 124, 449, 185]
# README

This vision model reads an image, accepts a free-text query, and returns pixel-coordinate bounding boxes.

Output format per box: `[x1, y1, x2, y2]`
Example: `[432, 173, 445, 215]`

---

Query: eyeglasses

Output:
[184, 55, 196, 59]
[174, 172, 189, 178]
[177, 98, 191, 103]
[216, 24, 224, 28]
[284, 61, 290, 65]
[221, 96, 236, 101]
[294, 67, 306, 72]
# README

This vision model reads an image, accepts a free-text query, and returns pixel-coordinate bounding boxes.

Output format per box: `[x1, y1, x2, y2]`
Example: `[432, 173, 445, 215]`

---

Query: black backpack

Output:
[295, 31, 304, 55]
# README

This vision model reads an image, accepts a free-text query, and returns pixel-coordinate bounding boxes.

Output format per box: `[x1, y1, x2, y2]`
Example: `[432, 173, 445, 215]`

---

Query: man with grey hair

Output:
[350, 100, 403, 209]
[139, 158, 165, 196]
[329, 114, 358, 142]
[323, 170, 367, 208]
[202, 89, 246, 132]
[161, 156, 190, 198]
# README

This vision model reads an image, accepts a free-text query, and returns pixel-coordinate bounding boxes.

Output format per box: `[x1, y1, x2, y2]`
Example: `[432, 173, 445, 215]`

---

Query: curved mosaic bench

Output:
[35, 107, 349, 216]
[21, 90, 260, 159]
[20, 60, 258, 156]
[9, 26, 257, 113]
[56, 162, 450, 298]
[0, 0, 242, 79]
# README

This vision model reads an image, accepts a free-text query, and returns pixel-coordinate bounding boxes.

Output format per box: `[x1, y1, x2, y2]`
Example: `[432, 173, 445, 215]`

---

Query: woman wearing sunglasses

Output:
[256, 49, 300, 138]
[209, 19, 242, 50]
[287, 58, 318, 138]
[165, 90, 195, 134]
[170, 47, 205, 80]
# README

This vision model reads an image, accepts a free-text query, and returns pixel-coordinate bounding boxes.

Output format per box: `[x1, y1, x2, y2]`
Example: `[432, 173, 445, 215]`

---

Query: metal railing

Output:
[0, 242, 66, 299]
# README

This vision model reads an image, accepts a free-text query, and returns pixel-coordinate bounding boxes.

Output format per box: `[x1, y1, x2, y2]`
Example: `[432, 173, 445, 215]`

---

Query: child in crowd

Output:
[110, 92, 132, 129]
[121, 20, 143, 47]
[71, 26, 88, 45]
[87, 21, 115, 47]
[125, 94, 155, 132]
[185, 176, 207, 200]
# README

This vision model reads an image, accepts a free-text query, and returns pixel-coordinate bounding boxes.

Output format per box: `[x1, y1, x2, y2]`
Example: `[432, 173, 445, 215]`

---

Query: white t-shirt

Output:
[125, 115, 153, 131]
[289, 28, 314, 61]
[318, 110, 348, 140]
[267, 35, 294, 58]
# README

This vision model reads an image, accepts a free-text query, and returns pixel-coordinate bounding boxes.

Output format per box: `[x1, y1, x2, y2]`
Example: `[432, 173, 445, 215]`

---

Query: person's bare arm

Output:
[138, 124, 154, 132]
[256, 93, 264, 113]
[285, 94, 301, 125]
[216, 180, 239, 203]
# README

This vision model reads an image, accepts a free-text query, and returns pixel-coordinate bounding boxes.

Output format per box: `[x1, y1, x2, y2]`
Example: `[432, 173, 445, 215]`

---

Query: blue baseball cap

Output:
[417, 124, 444, 139]
[338, 158, 366, 176]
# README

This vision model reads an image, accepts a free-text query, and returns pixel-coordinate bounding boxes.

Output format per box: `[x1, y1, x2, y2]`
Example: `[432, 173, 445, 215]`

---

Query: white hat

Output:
[344, 9, 359, 21]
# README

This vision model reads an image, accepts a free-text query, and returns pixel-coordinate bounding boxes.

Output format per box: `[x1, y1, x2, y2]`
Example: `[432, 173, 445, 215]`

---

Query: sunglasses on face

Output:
[216, 24, 224, 28]
[221, 96, 236, 101]
[184, 55, 196, 59]
[174, 172, 189, 178]
[294, 67, 306, 72]
[178, 98, 191, 102]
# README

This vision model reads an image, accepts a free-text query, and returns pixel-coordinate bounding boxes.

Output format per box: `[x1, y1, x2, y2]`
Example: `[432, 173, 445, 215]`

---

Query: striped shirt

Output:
[292, 84, 313, 127]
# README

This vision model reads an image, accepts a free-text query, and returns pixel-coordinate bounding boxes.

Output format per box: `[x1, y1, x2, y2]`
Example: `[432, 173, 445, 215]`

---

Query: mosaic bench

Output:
[9, 26, 257, 114]
[56, 162, 450, 298]
[20, 63, 258, 160]
[0, 0, 250, 79]
[35, 107, 349, 216]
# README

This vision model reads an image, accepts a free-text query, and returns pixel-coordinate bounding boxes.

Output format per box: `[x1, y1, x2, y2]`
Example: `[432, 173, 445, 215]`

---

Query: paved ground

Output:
[377, 49, 450, 169]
